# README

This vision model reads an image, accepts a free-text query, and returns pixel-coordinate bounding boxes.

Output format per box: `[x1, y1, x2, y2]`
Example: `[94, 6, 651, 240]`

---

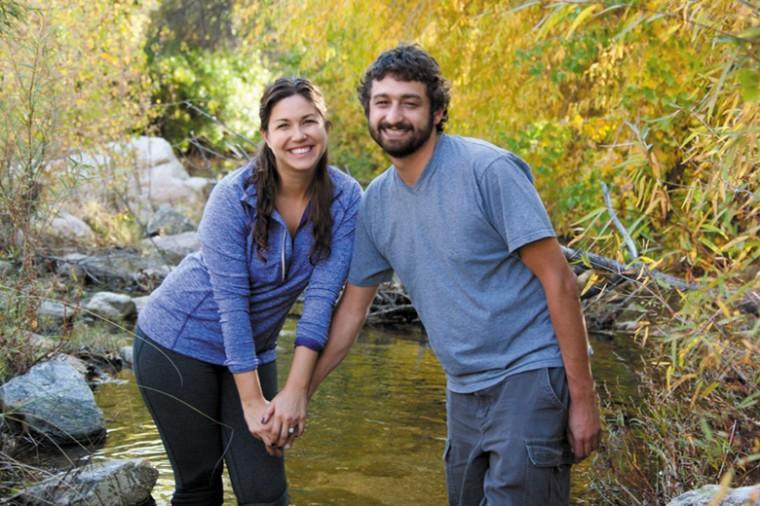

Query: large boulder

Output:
[139, 231, 200, 265]
[83, 292, 136, 321]
[14, 458, 158, 505]
[146, 203, 196, 236]
[55, 136, 210, 225]
[106, 136, 211, 216]
[668, 484, 760, 506]
[112, 135, 176, 169]
[0, 356, 105, 445]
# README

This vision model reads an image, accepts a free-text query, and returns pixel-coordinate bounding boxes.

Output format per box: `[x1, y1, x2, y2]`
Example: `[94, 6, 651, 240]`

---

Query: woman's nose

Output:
[292, 125, 308, 140]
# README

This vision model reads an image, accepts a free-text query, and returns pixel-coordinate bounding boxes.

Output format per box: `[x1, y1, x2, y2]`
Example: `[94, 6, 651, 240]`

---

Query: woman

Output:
[134, 77, 361, 505]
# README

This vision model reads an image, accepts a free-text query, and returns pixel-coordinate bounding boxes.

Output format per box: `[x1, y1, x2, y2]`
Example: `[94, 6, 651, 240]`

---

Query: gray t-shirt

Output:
[348, 134, 564, 393]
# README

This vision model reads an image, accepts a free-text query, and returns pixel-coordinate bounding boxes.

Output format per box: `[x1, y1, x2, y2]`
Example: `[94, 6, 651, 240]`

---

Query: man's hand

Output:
[567, 392, 601, 461]
[262, 384, 308, 450]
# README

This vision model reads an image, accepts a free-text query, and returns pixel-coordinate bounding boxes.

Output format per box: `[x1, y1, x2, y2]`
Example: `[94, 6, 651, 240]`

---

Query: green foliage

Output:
[236, 0, 759, 500]
[148, 48, 271, 152]
[145, 0, 236, 54]
[144, 0, 271, 154]
[0, 0, 154, 374]
[0, 0, 23, 32]
[595, 277, 759, 503]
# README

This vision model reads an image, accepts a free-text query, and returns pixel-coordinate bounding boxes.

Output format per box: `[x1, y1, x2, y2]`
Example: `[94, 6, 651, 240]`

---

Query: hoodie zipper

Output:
[281, 231, 287, 282]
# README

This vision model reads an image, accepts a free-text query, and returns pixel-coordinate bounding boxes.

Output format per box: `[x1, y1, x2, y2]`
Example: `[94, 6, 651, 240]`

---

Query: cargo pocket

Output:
[524, 439, 573, 505]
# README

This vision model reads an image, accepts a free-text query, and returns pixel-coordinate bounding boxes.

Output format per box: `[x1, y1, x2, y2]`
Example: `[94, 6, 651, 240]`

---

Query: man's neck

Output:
[391, 131, 440, 187]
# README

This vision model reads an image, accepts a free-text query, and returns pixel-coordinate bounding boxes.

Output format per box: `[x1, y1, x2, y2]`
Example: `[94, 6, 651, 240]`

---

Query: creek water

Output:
[90, 320, 639, 505]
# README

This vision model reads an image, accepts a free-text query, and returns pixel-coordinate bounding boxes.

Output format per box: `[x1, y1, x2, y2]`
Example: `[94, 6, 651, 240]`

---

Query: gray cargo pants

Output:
[444, 367, 573, 506]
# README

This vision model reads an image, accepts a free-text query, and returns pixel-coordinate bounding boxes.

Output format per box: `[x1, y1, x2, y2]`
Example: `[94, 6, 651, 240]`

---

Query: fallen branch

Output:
[561, 246, 758, 315]
[601, 182, 638, 261]
[561, 245, 698, 292]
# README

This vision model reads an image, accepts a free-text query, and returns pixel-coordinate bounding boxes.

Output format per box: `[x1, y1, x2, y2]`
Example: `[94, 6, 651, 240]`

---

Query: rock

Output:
[56, 136, 208, 227]
[146, 203, 196, 236]
[57, 353, 89, 377]
[49, 211, 96, 244]
[119, 345, 134, 367]
[114, 136, 177, 169]
[15, 458, 158, 505]
[140, 231, 200, 265]
[83, 292, 136, 321]
[37, 299, 78, 327]
[0, 357, 105, 445]
[132, 295, 151, 315]
[668, 484, 760, 506]
[187, 176, 212, 193]
[56, 259, 88, 284]
[26, 332, 58, 354]
[55, 251, 171, 290]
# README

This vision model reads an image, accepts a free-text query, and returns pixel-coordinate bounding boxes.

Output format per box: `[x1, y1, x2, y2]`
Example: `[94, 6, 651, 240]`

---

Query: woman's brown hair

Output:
[250, 77, 333, 264]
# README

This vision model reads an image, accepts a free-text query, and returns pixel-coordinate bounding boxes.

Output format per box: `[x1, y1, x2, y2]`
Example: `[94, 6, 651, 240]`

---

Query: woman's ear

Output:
[261, 129, 270, 148]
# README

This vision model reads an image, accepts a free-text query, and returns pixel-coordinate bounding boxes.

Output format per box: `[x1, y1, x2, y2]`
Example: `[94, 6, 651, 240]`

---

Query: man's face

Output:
[367, 76, 441, 158]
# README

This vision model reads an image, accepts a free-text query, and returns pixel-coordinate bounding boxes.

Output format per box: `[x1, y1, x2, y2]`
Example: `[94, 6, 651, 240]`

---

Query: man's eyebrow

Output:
[371, 93, 423, 100]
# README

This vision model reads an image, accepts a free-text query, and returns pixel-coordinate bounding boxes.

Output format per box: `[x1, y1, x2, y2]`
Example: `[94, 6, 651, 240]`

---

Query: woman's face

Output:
[263, 94, 327, 178]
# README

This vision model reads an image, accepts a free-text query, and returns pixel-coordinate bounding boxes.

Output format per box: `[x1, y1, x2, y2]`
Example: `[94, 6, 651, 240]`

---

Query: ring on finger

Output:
[288, 426, 297, 436]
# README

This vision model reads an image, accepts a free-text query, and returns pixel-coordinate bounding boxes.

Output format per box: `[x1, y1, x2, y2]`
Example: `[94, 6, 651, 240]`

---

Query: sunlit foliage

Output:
[235, 0, 759, 502]
[145, 0, 271, 153]
[237, 0, 757, 274]
[0, 0, 155, 376]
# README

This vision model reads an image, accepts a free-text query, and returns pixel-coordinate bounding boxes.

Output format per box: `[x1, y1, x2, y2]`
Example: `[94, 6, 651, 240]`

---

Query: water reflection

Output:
[92, 323, 637, 505]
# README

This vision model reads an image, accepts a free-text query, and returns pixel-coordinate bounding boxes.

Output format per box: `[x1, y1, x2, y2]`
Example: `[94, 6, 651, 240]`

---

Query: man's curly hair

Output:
[357, 43, 451, 133]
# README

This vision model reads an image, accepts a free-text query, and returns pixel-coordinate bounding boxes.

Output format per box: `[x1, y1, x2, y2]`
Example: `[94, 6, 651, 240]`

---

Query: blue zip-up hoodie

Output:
[138, 163, 362, 373]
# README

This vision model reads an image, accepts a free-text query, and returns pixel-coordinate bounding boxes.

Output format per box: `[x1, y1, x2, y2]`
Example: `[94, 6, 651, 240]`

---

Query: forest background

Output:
[0, 0, 757, 504]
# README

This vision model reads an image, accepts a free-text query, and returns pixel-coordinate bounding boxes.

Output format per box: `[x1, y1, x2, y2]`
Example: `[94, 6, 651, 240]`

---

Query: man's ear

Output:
[433, 109, 444, 127]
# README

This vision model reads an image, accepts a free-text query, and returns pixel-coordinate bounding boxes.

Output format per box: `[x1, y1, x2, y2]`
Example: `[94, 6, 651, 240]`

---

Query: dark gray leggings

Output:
[133, 329, 288, 506]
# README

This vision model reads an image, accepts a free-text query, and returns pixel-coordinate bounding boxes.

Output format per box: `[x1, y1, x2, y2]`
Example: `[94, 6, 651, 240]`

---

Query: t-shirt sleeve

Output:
[479, 153, 556, 253]
[348, 194, 393, 286]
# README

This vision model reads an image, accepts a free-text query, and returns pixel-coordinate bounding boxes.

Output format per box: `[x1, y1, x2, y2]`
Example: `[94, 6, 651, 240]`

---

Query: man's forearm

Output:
[543, 269, 595, 400]
[308, 283, 378, 398]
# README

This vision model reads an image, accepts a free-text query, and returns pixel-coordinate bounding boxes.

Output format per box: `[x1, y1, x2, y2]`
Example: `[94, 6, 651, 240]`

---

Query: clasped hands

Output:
[242, 385, 308, 457]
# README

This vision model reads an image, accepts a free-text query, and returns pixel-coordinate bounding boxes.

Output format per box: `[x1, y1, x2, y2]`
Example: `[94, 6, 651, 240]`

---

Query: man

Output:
[309, 43, 601, 505]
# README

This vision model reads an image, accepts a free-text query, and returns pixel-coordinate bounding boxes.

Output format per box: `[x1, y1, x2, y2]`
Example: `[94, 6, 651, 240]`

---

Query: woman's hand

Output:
[241, 397, 283, 457]
[263, 385, 308, 450]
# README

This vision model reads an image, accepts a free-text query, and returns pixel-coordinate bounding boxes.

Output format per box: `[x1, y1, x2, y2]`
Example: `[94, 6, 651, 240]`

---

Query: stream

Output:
[89, 320, 639, 505]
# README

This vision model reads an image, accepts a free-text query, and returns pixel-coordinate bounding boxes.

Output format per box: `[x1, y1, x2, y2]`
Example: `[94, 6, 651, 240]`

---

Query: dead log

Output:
[562, 246, 698, 291]
[561, 246, 758, 315]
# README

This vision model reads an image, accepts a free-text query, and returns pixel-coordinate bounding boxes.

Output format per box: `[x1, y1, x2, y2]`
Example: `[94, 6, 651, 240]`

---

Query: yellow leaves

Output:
[535, 3, 574, 40]
[566, 3, 601, 39]
[99, 52, 118, 66]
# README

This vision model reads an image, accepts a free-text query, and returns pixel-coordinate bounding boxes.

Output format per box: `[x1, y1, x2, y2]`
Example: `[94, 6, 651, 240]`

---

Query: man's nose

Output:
[386, 104, 403, 124]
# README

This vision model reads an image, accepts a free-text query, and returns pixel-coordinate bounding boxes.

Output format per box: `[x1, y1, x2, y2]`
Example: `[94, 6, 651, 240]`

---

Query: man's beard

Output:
[368, 111, 435, 158]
